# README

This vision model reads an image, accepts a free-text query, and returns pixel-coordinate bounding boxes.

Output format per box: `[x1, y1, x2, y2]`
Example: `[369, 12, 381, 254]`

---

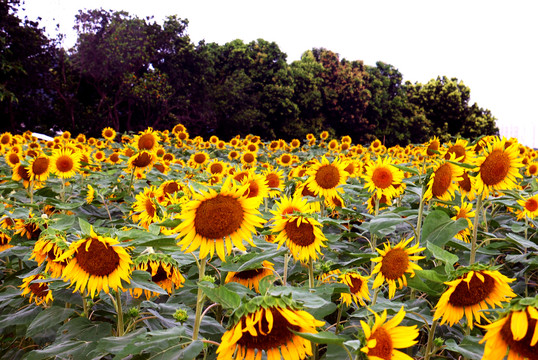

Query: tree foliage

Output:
[2, 3, 499, 143]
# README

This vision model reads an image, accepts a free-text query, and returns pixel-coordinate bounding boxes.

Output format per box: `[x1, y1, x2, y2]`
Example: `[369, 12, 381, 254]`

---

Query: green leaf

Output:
[426, 241, 458, 273]
[56, 317, 113, 342]
[219, 248, 288, 272]
[126, 270, 168, 295]
[198, 282, 241, 309]
[26, 306, 75, 338]
[421, 210, 469, 246]
[506, 233, 538, 251]
[444, 337, 484, 359]
[0, 306, 42, 330]
[291, 330, 347, 344]
[368, 212, 408, 236]
[25, 341, 96, 360]
[78, 217, 92, 236]
[149, 340, 204, 360]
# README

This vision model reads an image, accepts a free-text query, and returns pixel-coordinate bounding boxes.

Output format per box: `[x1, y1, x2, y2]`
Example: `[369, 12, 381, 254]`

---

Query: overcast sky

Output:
[20, 0, 538, 146]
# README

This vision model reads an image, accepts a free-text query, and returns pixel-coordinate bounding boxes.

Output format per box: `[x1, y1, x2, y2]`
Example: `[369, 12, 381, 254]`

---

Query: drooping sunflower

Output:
[433, 267, 516, 329]
[303, 156, 348, 199]
[102, 127, 117, 142]
[216, 296, 325, 360]
[339, 271, 370, 307]
[131, 186, 162, 229]
[423, 156, 465, 202]
[517, 193, 538, 220]
[50, 147, 82, 179]
[475, 136, 524, 198]
[20, 274, 54, 306]
[133, 127, 160, 152]
[452, 202, 475, 243]
[30, 236, 70, 278]
[0, 232, 13, 252]
[130, 253, 185, 299]
[57, 228, 133, 298]
[480, 304, 538, 360]
[127, 150, 156, 177]
[27, 154, 51, 182]
[271, 215, 327, 263]
[360, 307, 419, 360]
[425, 136, 441, 157]
[173, 177, 265, 261]
[457, 171, 477, 201]
[225, 260, 275, 293]
[371, 237, 425, 299]
[14, 212, 42, 240]
[363, 157, 404, 201]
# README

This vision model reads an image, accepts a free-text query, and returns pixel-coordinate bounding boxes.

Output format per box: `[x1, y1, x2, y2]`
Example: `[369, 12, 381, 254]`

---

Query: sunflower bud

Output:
[174, 308, 188, 323]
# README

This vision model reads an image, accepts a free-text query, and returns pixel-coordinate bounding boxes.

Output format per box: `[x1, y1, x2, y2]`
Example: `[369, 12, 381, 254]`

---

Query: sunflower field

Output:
[1, 126, 538, 360]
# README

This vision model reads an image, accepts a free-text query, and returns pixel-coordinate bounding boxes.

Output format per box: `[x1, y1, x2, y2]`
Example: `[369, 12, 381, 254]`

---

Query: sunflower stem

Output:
[370, 196, 380, 272]
[283, 253, 289, 286]
[469, 195, 483, 265]
[416, 186, 426, 245]
[308, 258, 315, 289]
[193, 257, 207, 341]
[28, 181, 34, 205]
[335, 302, 346, 335]
[371, 287, 380, 307]
[115, 291, 124, 337]
[60, 178, 66, 203]
[82, 296, 88, 318]
[525, 215, 529, 240]
[424, 318, 438, 360]
[128, 170, 136, 196]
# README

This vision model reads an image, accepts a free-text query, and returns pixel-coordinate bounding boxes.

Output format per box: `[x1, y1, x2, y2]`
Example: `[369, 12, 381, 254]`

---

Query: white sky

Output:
[20, 0, 538, 146]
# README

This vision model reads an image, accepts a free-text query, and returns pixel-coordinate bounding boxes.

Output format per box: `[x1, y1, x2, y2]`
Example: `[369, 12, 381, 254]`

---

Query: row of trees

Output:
[1, 1, 498, 145]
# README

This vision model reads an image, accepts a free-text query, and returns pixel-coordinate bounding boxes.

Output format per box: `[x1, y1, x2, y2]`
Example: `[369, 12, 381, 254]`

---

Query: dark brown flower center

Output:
[8, 152, 19, 165]
[29, 282, 49, 298]
[372, 167, 393, 189]
[266, 173, 280, 188]
[500, 312, 538, 360]
[427, 140, 440, 156]
[151, 265, 169, 283]
[245, 181, 259, 198]
[236, 308, 300, 351]
[193, 153, 207, 164]
[133, 152, 152, 168]
[243, 153, 255, 163]
[210, 163, 224, 174]
[75, 239, 120, 276]
[448, 272, 495, 306]
[480, 149, 511, 186]
[432, 163, 453, 197]
[445, 145, 466, 161]
[280, 154, 291, 164]
[525, 199, 538, 212]
[138, 133, 156, 150]
[315, 164, 340, 189]
[380, 248, 409, 280]
[348, 275, 364, 294]
[284, 218, 316, 246]
[194, 195, 244, 239]
[459, 172, 472, 192]
[233, 268, 264, 280]
[104, 129, 114, 138]
[32, 157, 50, 176]
[18, 165, 31, 181]
[56, 155, 74, 172]
[529, 164, 538, 175]
[163, 182, 179, 195]
[145, 199, 156, 217]
[368, 327, 393, 360]
[344, 163, 355, 174]
[109, 153, 120, 163]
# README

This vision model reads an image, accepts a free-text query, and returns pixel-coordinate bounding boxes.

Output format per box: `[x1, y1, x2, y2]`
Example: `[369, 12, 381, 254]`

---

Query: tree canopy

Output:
[1, 2, 498, 143]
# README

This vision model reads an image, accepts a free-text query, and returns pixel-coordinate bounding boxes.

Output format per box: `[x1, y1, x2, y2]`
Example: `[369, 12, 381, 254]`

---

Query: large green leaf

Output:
[56, 316, 113, 342]
[126, 270, 168, 295]
[26, 306, 75, 338]
[444, 337, 484, 359]
[292, 330, 347, 344]
[198, 282, 241, 309]
[421, 210, 469, 247]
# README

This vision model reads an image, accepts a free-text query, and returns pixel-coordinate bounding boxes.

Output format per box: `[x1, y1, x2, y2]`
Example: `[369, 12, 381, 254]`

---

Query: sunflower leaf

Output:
[421, 210, 469, 247]
[78, 217, 92, 236]
[291, 330, 347, 344]
[26, 306, 76, 338]
[444, 337, 484, 359]
[198, 282, 241, 309]
[426, 242, 458, 273]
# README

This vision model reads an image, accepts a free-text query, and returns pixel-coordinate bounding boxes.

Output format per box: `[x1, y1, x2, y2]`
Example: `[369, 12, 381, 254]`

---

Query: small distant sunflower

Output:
[433, 267, 516, 329]
[371, 237, 425, 299]
[271, 215, 327, 263]
[339, 271, 370, 307]
[127, 150, 156, 177]
[363, 157, 404, 201]
[86, 184, 95, 204]
[5, 150, 21, 168]
[132, 186, 162, 229]
[423, 156, 464, 201]
[0, 232, 13, 252]
[131, 253, 185, 299]
[320, 131, 329, 140]
[443, 138, 475, 164]
[30, 237, 70, 278]
[526, 161, 538, 177]
[452, 202, 475, 243]
[304, 156, 348, 199]
[360, 307, 419, 360]
[58, 228, 133, 298]
[156, 180, 190, 205]
[480, 304, 538, 360]
[225, 260, 275, 293]
[173, 177, 265, 261]
[189, 151, 209, 169]
[276, 153, 293, 167]
[20, 274, 54, 306]
[263, 168, 285, 197]
[240, 151, 257, 167]
[365, 193, 392, 214]
[133, 127, 160, 152]
[216, 297, 325, 360]
[206, 160, 228, 176]
[516, 194, 538, 220]
[50, 147, 82, 179]
[102, 127, 117, 141]
[27, 155, 51, 182]
[475, 137, 524, 198]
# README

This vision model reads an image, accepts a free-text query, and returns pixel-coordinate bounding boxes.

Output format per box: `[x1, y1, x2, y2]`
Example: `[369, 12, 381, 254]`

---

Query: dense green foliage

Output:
[1, 2, 498, 143]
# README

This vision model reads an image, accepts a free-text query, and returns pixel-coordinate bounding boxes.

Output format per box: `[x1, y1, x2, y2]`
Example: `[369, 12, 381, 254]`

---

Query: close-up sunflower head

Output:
[303, 156, 348, 200]
[362, 156, 405, 201]
[433, 264, 516, 329]
[224, 260, 275, 293]
[30, 236, 70, 278]
[20, 273, 54, 306]
[50, 147, 83, 179]
[423, 154, 465, 202]
[339, 271, 370, 307]
[216, 294, 325, 360]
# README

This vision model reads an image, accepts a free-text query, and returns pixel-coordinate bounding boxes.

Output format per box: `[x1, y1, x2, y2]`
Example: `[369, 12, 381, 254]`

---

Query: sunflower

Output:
[363, 157, 404, 201]
[50, 147, 82, 179]
[270, 195, 313, 222]
[371, 237, 425, 299]
[156, 180, 190, 205]
[480, 304, 538, 360]
[452, 202, 475, 243]
[0, 132, 12, 146]
[189, 151, 209, 169]
[14, 212, 42, 240]
[425, 136, 441, 157]
[27, 154, 51, 182]
[127, 150, 156, 177]
[130, 253, 185, 299]
[457, 171, 477, 201]
[132, 186, 161, 229]
[239, 172, 270, 206]
[225, 260, 275, 293]
[173, 177, 265, 261]
[365, 193, 392, 214]
[86, 184, 95, 204]
[240, 151, 257, 167]
[0, 232, 13, 252]
[20, 274, 54, 306]
[206, 160, 228, 176]
[526, 161, 538, 177]
[102, 127, 116, 141]
[133, 127, 160, 152]
[423, 156, 464, 202]
[517, 193, 538, 220]
[339, 271, 370, 307]
[276, 153, 293, 167]
[271, 215, 326, 263]
[360, 307, 419, 360]
[443, 138, 475, 164]
[5, 150, 21, 168]
[433, 267, 516, 329]
[324, 194, 344, 210]
[216, 296, 325, 360]
[303, 156, 348, 200]
[30, 237, 70, 278]
[475, 136, 524, 198]
[263, 168, 285, 198]
[57, 228, 133, 298]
